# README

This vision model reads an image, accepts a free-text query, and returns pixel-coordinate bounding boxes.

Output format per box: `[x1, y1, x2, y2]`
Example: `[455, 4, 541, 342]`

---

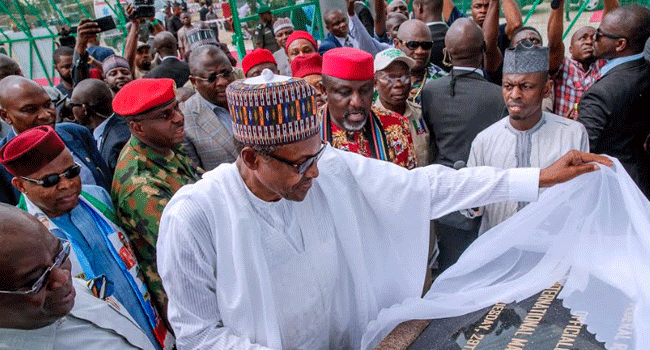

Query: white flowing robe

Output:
[157, 146, 539, 350]
[467, 112, 589, 234]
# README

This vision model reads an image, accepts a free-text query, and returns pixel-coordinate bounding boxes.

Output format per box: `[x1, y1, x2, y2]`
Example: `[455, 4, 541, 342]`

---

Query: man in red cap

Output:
[0, 76, 111, 205]
[286, 30, 318, 64]
[111, 78, 203, 328]
[291, 52, 325, 107]
[241, 48, 279, 78]
[319, 47, 417, 169]
[0, 126, 167, 349]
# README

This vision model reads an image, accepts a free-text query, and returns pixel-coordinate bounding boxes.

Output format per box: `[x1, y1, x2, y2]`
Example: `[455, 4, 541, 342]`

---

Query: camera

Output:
[133, 0, 156, 19]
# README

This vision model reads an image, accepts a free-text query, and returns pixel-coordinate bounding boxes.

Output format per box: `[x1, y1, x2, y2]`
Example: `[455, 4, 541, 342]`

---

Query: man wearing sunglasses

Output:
[112, 78, 203, 333]
[0, 76, 111, 206]
[157, 68, 612, 350]
[394, 19, 446, 104]
[184, 45, 238, 171]
[0, 126, 168, 349]
[578, 4, 650, 199]
[0, 204, 156, 349]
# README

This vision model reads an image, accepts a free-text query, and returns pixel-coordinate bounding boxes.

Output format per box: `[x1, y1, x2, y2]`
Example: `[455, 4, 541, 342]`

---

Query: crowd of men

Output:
[0, 0, 646, 348]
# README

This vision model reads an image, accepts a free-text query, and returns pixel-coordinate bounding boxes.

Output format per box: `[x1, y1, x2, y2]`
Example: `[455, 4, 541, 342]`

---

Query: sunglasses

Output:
[192, 69, 234, 83]
[264, 141, 327, 174]
[21, 163, 82, 188]
[400, 40, 434, 50]
[0, 238, 71, 295]
[595, 28, 626, 40]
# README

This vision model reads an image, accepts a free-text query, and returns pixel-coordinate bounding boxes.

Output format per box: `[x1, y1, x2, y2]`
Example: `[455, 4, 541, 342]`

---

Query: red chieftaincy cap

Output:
[322, 47, 374, 81]
[291, 52, 322, 78]
[285, 30, 317, 51]
[0, 125, 65, 177]
[242, 48, 277, 76]
[112, 78, 176, 117]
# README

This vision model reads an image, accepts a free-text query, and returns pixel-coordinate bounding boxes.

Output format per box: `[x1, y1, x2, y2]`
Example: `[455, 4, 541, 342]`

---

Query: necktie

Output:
[344, 36, 353, 47]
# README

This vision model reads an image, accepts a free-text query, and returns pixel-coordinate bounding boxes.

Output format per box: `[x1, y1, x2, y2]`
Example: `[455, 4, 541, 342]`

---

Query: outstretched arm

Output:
[374, 0, 387, 39]
[547, 0, 565, 73]
[502, 0, 523, 39]
[123, 4, 139, 77]
[72, 19, 99, 86]
[483, 0, 503, 72]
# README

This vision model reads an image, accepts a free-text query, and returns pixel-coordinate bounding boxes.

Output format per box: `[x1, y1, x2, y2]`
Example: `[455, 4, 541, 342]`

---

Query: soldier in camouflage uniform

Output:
[111, 78, 203, 328]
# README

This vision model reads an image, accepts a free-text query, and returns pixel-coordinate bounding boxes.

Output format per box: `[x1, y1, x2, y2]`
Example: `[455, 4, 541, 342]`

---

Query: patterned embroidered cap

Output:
[226, 69, 319, 146]
[187, 28, 219, 51]
[273, 17, 294, 33]
[503, 42, 549, 74]
[102, 55, 130, 74]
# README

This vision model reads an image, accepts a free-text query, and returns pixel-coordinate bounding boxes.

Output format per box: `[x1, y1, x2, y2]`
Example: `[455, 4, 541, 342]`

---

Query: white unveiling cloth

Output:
[468, 112, 589, 234]
[362, 157, 650, 350]
[157, 145, 539, 350]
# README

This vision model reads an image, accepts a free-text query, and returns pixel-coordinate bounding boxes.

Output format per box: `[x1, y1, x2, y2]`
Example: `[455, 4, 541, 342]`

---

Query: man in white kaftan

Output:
[467, 43, 589, 234]
[156, 68, 609, 350]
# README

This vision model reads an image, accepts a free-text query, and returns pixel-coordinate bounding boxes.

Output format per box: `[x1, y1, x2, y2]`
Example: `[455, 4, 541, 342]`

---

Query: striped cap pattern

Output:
[226, 77, 320, 145]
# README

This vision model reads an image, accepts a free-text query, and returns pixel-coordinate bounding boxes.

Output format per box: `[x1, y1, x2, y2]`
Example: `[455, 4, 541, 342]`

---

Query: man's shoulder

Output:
[543, 112, 586, 132]
[372, 106, 410, 127]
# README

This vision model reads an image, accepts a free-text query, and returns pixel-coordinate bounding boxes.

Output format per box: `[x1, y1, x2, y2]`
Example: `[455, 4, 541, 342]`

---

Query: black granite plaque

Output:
[408, 283, 606, 350]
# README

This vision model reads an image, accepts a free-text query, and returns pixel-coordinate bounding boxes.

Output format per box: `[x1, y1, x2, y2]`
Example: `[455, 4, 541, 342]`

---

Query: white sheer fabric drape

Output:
[362, 157, 650, 350]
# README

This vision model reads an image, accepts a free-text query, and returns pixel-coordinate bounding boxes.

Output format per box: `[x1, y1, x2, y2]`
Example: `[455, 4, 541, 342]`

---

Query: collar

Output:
[599, 53, 643, 77]
[92, 114, 114, 140]
[374, 98, 411, 118]
[506, 111, 547, 134]
[161, 55, 179, 61]
[426, 21, 447, 26]
[453, 66, 484, 76]
[199, 94, 229, 113]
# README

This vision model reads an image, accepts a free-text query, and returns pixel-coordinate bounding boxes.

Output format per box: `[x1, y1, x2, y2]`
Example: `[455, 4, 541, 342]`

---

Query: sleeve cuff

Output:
[507, 167, 540, 202]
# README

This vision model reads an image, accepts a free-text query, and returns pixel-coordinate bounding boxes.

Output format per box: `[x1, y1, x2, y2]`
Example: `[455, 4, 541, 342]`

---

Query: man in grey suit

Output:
[422, 18, 506, 273]
[183, 45, 238, 171]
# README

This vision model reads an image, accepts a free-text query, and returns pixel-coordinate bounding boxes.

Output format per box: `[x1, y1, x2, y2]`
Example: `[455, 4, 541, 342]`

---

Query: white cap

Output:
[374, 48, 416, 73]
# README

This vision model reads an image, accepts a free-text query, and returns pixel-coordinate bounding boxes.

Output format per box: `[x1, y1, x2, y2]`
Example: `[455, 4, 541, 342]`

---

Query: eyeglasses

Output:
[66, 99, 83, 109]
[595, 28, 626, 40]
[400, 40, 434, 50]
[21, 163, 82, 188]
[376, 74, 410, 86]
[263, 141, 327, 174]
[0, 238, 71, 295]
[192, 69, 234, 83]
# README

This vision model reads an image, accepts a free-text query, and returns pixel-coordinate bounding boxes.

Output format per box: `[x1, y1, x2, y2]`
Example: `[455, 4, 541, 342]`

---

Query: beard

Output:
[342, 110, 368, 131]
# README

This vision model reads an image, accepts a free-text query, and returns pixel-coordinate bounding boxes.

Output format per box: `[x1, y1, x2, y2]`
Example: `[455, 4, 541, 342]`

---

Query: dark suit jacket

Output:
[427, 22, 449, 72]
[318, 33, 343, 55]
[0, 123, 111, 205]
[422, 69, 507, 271]
[143, 57, 190, 87]
[98, 114, 131, 176]
[422, 70, 507, 168]
[578, 57, 650, 197]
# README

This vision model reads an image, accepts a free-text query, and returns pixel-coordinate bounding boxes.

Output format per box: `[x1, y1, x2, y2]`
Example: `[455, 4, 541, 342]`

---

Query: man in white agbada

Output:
[466, 42, 590, 234]
[156, 68, 610, 350]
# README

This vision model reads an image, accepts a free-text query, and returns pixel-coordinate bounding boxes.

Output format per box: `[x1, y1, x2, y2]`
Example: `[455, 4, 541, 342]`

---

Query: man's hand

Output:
[74, 19, 100, 54]
[539, 150, 613, 187]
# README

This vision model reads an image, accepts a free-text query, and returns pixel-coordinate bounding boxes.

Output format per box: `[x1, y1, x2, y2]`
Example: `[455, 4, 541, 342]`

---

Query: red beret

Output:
[286, 30, 317, 51]
[322, 47, 374, 81]
[242, 49, 277, 76]
[113, 78, 176, 117]
[291, 52, 322, 78]
[0, 126, 65, 177]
